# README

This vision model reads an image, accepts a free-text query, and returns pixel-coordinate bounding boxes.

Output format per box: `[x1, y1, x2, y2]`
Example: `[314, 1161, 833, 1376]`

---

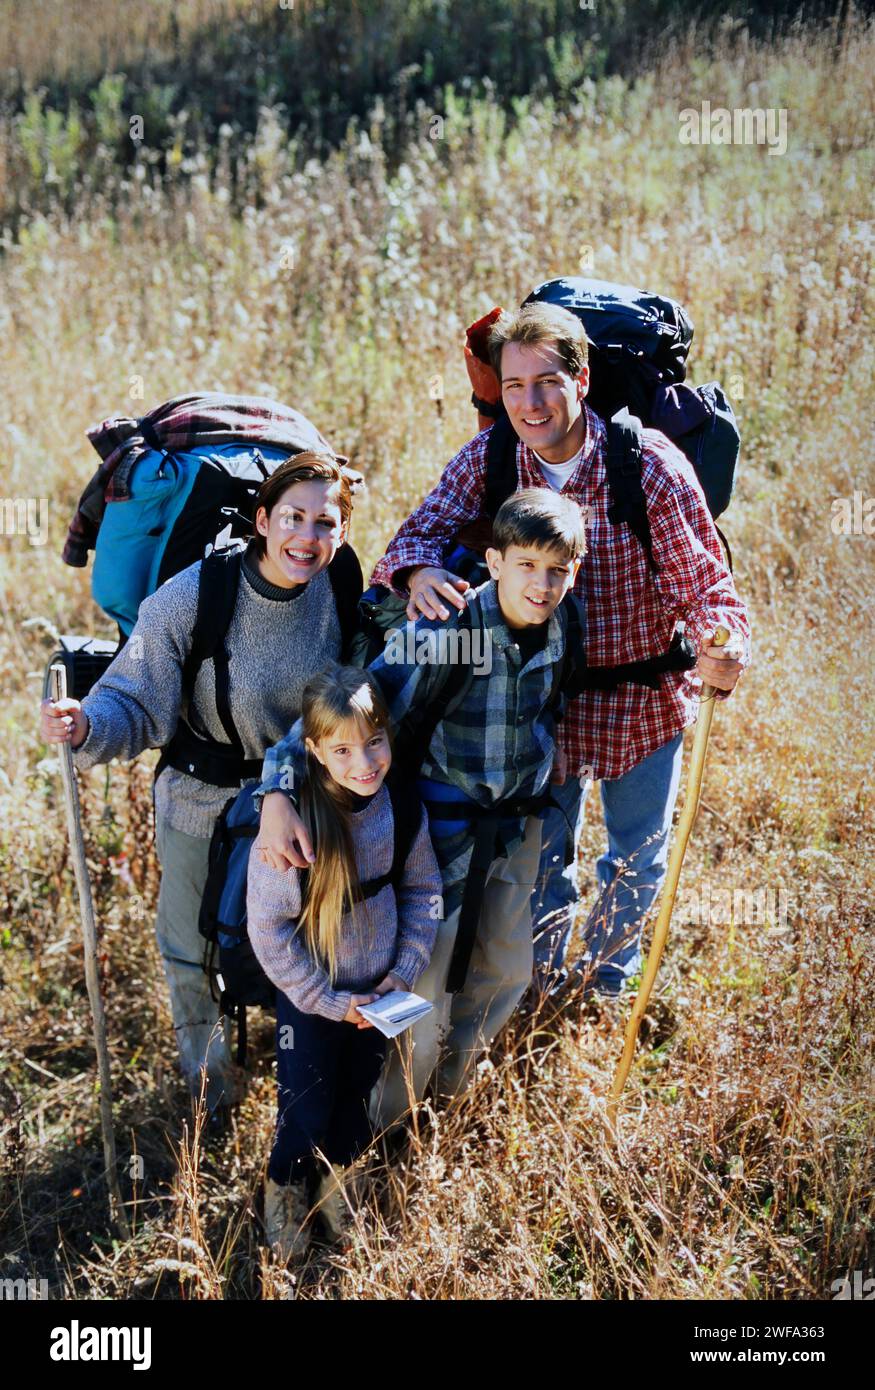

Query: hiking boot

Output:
[264, 1176, 312, 1263]
[313, 1162, 358, 1248]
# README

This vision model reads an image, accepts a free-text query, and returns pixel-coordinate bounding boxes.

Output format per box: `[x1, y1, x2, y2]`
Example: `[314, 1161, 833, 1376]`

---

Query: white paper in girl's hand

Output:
[357, 990, 433, 1038]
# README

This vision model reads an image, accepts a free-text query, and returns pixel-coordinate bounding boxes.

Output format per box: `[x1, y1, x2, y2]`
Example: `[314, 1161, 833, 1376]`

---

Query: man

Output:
[370, 301, 751, 996]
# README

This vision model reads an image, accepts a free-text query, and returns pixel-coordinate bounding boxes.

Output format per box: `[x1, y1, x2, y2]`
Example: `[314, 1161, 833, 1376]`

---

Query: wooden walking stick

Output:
[50, 664, 129, 1236]
[607, 627, 731, 1127]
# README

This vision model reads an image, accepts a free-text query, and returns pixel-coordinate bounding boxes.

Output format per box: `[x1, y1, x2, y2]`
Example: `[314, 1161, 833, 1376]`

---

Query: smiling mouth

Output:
[283, 548, 318, 564]
[525, 595, 550, 607]
[351, 770, 380, 783]
[522, 415, 551, 427]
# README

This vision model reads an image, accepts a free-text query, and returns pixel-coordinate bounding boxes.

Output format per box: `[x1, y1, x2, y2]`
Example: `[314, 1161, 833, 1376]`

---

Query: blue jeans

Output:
[532, 732, 685, 995]
[269, 992, 386, 1185]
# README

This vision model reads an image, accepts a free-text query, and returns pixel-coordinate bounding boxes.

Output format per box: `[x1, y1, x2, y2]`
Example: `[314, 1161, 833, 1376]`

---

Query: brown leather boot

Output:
[264, 1176, 312, 1263]
[313, 1162, 359, 1248]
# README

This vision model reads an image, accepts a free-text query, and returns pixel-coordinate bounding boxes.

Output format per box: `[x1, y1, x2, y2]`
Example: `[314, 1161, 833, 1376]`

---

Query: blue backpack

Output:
[91, 441, 300, 637]
[198, 772, 424, 1061]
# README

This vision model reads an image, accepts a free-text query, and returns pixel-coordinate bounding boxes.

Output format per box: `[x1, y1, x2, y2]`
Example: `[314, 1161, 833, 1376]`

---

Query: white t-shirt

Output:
[533, 445, 584, 492]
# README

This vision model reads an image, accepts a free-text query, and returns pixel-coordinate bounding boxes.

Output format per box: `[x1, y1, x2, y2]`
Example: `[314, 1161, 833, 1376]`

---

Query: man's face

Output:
[499, 340, 589, 464]
[485, 542, 580, 631]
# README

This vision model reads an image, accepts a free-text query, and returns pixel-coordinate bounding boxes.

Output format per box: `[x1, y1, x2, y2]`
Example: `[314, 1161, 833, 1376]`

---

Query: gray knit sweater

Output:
[73, 546, 342, 837]
[247, 784, 442, 1022]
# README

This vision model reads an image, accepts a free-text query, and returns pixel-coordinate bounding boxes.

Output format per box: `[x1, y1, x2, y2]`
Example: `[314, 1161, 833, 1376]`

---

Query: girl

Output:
[247, 665, 441, 1260]
[39, 453, 361, 1118]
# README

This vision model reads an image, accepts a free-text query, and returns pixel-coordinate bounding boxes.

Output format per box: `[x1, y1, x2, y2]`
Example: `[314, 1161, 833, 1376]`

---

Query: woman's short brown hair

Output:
[252, 452, 353, 557]
[487, 302, 589, 380]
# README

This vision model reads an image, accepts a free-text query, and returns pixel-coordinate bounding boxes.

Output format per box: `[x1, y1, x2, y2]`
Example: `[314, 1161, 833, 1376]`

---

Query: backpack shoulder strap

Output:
[605, 408, 658, 573]
[430, 591, 480, 723]
[312, 776, 426, 910]
[484, 414, 519, 521]
[551, 591, 586, 711]
[392, 595, 479, 773]
[182, 548, 245, 751]
[386, 774, 425, 888]
[327, 543, 364, 658]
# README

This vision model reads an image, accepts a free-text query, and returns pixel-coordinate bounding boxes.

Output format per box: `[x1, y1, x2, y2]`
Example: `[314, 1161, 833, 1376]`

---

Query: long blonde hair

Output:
[298, 664, 393, 981]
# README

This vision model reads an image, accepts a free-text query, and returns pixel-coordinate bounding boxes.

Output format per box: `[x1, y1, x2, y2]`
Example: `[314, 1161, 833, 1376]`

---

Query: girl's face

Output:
[254, 479, 346, 588]
[306, 717, 392, 797]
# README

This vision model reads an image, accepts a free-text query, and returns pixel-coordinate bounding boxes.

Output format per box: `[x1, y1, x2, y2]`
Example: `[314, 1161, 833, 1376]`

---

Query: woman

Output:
[40, 453, 362, 1117]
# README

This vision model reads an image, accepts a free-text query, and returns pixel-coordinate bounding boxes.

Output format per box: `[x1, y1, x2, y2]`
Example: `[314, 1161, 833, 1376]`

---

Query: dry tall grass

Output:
[0, 18, 873, 1299]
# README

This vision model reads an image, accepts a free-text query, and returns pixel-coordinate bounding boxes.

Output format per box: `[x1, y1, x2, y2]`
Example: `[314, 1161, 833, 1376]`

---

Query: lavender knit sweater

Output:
[247, 783, 442, 1022]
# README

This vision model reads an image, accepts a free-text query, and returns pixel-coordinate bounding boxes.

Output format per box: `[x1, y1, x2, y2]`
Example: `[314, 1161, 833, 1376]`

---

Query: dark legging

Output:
[269, 989, 386, 1186]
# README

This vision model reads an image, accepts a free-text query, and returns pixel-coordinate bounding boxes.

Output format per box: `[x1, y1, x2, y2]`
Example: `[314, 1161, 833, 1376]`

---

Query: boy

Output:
[256, 489, 587, 1121]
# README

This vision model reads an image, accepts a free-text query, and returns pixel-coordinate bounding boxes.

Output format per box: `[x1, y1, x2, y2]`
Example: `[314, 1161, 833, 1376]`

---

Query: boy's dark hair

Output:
[492, 488, 586, 562]
[487, 302, 589, 380]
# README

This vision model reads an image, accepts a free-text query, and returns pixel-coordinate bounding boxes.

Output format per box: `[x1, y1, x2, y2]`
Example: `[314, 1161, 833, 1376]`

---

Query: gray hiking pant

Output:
[154, 817, 234, 1110]
[372, 815, 543, 1128]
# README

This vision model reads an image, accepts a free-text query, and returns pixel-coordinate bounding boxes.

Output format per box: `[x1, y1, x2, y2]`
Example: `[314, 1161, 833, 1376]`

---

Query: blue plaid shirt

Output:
[258, 579, 573, 816]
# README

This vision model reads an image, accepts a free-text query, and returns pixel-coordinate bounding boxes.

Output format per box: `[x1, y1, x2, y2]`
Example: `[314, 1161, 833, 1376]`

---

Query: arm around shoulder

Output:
[370, 434, 491, 593]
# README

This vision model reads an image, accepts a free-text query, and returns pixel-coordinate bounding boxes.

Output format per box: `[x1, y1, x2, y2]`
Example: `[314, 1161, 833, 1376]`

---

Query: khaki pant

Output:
[372, 815, 542, 1128]
[154, 817, 235, 1110]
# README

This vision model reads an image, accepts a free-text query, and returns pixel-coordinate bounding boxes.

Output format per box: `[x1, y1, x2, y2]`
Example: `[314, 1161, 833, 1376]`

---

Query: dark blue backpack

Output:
[198, 772, 424, 1061]
[470, 277, 738, 572]
[518, 276, 740, 568]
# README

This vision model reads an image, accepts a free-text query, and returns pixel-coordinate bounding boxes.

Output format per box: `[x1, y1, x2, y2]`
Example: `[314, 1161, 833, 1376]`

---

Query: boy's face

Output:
[485, 542, 580, 631]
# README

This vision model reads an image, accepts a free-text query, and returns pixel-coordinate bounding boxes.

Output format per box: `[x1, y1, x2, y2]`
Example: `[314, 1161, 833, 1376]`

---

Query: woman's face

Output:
[254, 479, 346, 588]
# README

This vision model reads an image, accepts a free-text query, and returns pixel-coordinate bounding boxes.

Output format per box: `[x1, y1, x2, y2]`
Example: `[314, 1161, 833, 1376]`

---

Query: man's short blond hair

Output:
[488, 302, 589, 380]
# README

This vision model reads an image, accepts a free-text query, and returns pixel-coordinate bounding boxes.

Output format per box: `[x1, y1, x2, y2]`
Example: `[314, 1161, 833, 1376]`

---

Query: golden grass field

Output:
[0, 10, 873, 1299]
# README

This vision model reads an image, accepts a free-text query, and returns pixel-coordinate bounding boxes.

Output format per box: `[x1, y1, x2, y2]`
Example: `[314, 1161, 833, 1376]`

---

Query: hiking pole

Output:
[607, 627, 730, 1128]
[50, 664, 129, 1236]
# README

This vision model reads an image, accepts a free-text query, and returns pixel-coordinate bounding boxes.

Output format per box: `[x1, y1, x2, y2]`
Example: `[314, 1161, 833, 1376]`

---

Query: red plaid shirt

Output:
[371, 404, 751, 781]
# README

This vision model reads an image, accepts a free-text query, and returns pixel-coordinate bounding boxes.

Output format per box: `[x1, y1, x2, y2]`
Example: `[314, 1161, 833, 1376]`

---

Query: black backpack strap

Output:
[484, 414, 519, 521]
[182, 549, 243, 712]
[552, 586, 698, 701]
[386, 774, 425, 888]
[156, 549, 246, 783]
[550, 591, 586, 714]
[403, 592, 478, 772]
[714, 523, 733, 573]
[195, 549, 245, 754]
[443, 779, 554, 995]
[139, 417, 165, 453]
[393, 593, 481, 775]
[471, 392, 503, 420]
[327, 543, 364, 658]
[605, 408, 658, 573]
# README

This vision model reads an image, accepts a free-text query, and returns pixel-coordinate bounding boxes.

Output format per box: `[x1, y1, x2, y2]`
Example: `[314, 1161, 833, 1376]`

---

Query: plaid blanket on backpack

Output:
[63, 392, 342, 566]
